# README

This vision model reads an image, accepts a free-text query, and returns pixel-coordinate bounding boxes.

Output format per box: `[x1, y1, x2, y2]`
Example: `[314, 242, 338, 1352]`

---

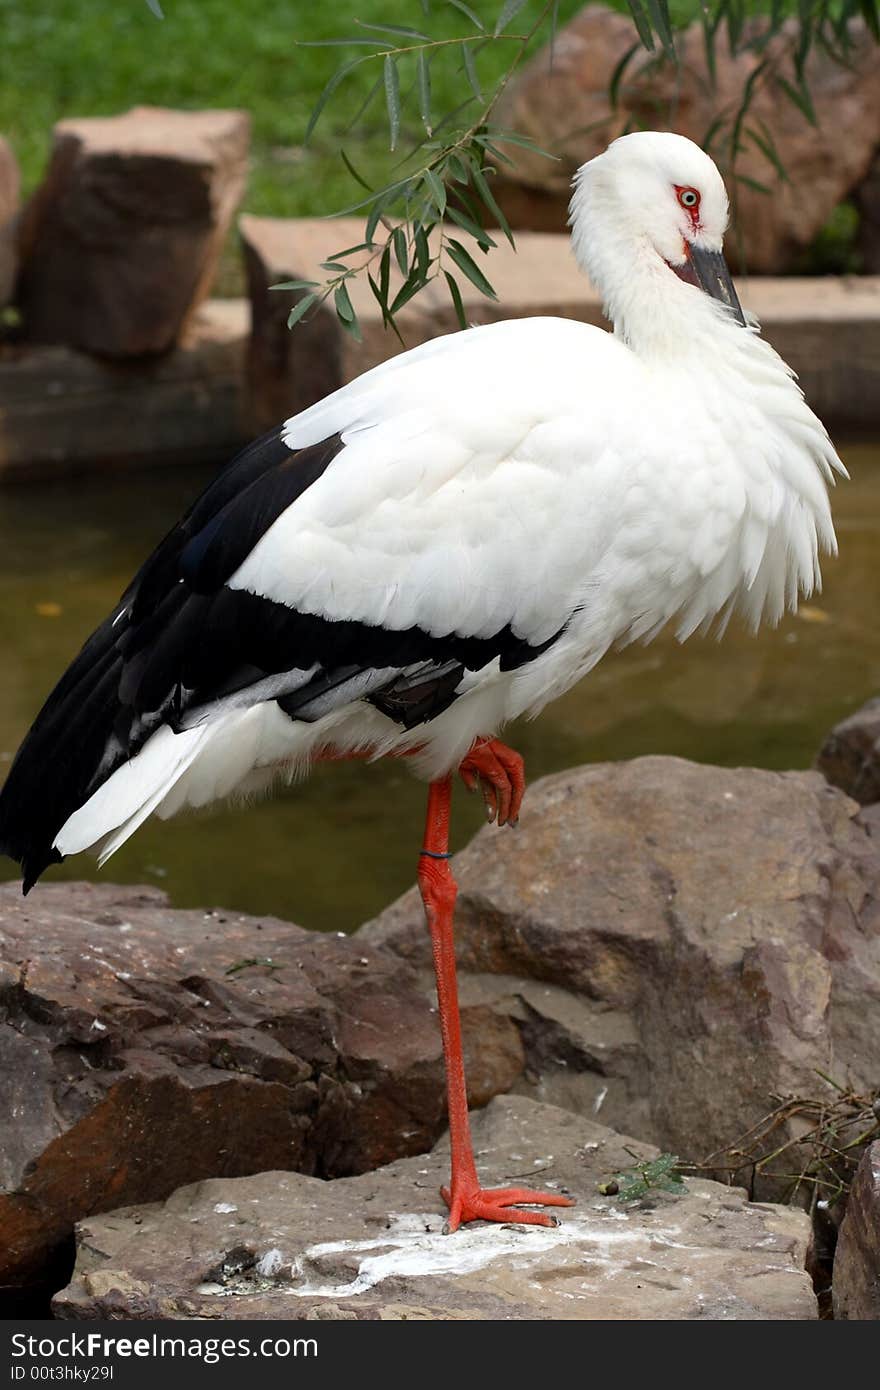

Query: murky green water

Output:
[1, 444, 878, 931]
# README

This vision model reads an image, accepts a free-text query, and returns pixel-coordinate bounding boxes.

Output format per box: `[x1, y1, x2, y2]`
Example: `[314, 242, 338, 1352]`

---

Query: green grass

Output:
[0, 1, 591, 220]
[0, 1, 854, 290]
[0, 0, 604, 291]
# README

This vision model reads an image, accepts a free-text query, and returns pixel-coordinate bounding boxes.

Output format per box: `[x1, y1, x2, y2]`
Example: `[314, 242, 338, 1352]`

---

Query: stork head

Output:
[569, 131, 746, 337]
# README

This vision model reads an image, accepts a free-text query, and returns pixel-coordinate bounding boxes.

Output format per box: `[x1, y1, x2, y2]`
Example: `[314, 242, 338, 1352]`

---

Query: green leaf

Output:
[320, 261, 349, 273]
[775, 71, 817, 126]
[609, 42, 641, 110]
[625, 0, 656, 50]
[462, 43, 483, 100]
[734, 171, 773, 195]
[414, 223, 431, 280]
[391, 270, 425, 314]
[366, 192, 390, 246]
[298, 37, 382, 47]
[424, 167, 447, 216]
[270, 279, 319, 292]
[479, 128, 559, 159]
[795, 0, 817, 73]
[367, 271, 403, 343]
[447, 204, 496, 249]
[860, 0, 880, 40]
[287, 293, 319, 329]
[384, 54, 401, 151]
[417, 51, 433, 133]
[334, 282, 356, 323]
[611, 1152, 685, 1204]
[729, 56, 769, 157]
[432, 97, 481, 139]
[726, 0, 745, 54]
[392, 226, 409, 276]
[645, 1154, 681, 1180]
[700, 2, 720, 86]
[746, 121, 789, 183]
[494, 0, 529, 36]
[446, 0, 486, 30]
[447, 239, 498, 299]
[645, 0, 676, 57]
[444, 270, 468, 329]
[344, 72, 386, 135]
[356, 21, 432, 40]
[145, 0, 164, 17]
[340, 149, 372, 193]
[617, 1178, 649, 1202]
[379, 244, 391, 308]
[368, 271, 389, 321]
[479, 139, 514, 168]
[306, 58, 363, 143]
[339, 310, 363, 343]
[329, 241, 374, 259]
[330, 175, 409, 219]
[700, 114, 727, 155]
[471, 164, 515, 246]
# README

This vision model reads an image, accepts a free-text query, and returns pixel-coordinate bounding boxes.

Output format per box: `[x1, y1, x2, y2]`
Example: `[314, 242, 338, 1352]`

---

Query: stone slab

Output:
[0, 299, 249, 480]
[53, 1096, 817, 1320]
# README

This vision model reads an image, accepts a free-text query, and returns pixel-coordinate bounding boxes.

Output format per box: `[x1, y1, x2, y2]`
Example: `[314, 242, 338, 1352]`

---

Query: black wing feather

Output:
[0, 425, 566, 892]
[0, 430, 338, 888]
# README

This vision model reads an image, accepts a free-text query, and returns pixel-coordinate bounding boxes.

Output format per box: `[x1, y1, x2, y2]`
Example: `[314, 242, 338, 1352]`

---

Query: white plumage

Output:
[3, 132, 844, 878]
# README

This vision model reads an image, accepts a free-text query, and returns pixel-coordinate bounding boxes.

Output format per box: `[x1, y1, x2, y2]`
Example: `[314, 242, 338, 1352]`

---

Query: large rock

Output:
[833, 1141, 880, 1319]
[53, 1096, 816, 1320]
[816, 697, 880, 806]
[362, 757, 880, 1196]
[0, 882, 520, 1297]
[491, 7, 880, 272]
[16, 107, 250, 357]
[0, 135, 19, 308]
[240, 215, 368, 435]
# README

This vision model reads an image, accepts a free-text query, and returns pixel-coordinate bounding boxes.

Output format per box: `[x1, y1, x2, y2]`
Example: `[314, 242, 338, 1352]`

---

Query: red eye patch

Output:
[675, 185, 701, 229]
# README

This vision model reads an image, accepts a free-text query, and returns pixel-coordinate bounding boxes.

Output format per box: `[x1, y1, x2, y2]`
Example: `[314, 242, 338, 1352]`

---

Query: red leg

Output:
[418, 767, 574, 1232]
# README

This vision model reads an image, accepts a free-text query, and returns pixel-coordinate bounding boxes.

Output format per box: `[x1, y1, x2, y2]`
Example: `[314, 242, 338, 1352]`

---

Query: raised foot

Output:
[458, 738, 525, 827]
[441, 1183, 575, 1233]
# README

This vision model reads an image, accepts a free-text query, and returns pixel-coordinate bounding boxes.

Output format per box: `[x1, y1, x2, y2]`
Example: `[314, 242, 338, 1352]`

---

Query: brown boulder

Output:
[0, 135, 19, 308]
[53, 1095, 816, 1320]
[16, 107, 250, 356]
[240, 215, 348, 434]
[816, 697, 880, 806]
[362, 757, 880, 1196]
[491, 6, 880, 272]
[833, 1141, 880, 1319]
[0, 882, 521, 1298]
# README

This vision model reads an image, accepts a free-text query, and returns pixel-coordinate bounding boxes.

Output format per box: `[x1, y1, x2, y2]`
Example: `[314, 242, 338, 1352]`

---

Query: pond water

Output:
[1, 443, 878, 932]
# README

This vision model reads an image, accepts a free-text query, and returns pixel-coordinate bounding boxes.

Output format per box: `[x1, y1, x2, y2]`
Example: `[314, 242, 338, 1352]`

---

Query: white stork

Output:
[0, 132, 844, 1231]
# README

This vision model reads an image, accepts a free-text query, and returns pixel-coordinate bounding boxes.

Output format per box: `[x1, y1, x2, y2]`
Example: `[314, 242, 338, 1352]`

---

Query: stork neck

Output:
[614, 246, 739, 360]
[573, 217, 738, 362]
